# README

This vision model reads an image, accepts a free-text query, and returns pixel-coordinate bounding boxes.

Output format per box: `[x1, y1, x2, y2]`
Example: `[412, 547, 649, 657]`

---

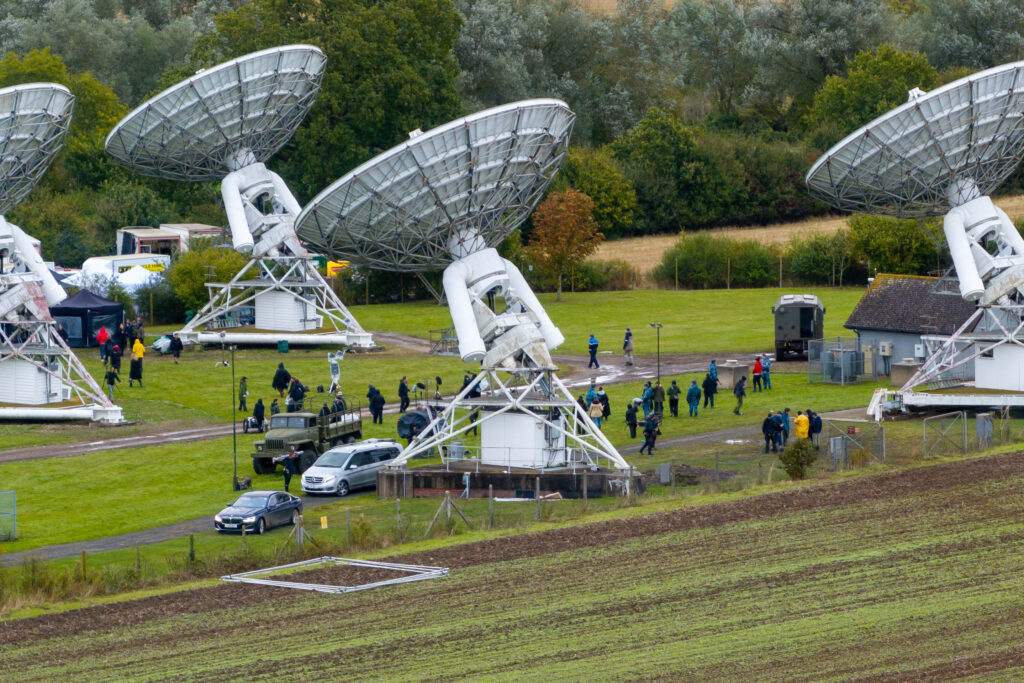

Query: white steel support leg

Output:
[390, 367, 630, 471]
[180, 256, 367, 339]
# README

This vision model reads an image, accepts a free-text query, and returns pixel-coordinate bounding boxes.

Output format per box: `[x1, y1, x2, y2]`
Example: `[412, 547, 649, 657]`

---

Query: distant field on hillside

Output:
[591, 193, 1024, 273]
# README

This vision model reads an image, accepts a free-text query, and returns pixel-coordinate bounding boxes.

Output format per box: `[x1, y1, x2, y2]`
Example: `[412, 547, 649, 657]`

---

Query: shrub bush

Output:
[779, 439, 818, 480]
[651, 233, 778, 289]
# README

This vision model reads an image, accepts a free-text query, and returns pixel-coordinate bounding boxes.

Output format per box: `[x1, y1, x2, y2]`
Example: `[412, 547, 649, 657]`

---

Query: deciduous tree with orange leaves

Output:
[527, 188, 604, 301]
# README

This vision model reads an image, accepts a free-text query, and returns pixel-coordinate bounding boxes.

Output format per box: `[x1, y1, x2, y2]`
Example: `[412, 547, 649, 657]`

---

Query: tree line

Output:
[3, 0, 1024, 294]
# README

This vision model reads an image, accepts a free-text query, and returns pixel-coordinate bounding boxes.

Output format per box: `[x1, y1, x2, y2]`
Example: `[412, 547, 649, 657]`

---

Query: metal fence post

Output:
[345, 508, 351, 547]
[535, 477, 541, 521]
[582, 471, 588, 508]
[488, 484, 494, 529]
[396, 498, 402, 540]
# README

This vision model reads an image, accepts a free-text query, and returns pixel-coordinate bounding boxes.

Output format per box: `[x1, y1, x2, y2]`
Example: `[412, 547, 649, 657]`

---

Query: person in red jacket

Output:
[752, 356, 763, 392]
[97, 326, 109, 363]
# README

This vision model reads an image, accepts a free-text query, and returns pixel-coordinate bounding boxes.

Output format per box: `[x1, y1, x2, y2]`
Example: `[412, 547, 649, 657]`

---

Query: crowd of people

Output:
[97, 315, 148, 399]
[761, 408, 822, 454]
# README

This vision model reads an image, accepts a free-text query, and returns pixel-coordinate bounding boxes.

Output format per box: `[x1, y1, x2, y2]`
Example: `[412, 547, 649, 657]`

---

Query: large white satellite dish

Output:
[295, 99, 575, 271]
[105, 45, 371, 348]
[105, 45, 326, 182]
[807, 61, 1024, 406]
[296, 100, 630, 474]
[806, 61, 1024, 218]
[0, 83, 121, 422]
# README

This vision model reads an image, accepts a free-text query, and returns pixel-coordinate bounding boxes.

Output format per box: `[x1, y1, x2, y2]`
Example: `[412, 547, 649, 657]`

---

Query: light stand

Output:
[229, 343, 239, 491]
[650, 322, 662, 383]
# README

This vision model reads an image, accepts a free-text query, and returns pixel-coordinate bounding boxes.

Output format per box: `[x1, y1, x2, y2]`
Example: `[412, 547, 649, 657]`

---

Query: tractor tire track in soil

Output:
[3, 450, 1024, 645]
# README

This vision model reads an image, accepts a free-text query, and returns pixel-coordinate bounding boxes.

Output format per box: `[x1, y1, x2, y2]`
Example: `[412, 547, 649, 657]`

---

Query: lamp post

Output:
[229, 344, 239, 491]
[650, 322, 662, 383]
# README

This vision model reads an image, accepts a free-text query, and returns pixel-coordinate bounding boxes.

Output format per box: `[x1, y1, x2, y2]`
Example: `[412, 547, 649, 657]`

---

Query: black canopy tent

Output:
[49, 290, 124, 347]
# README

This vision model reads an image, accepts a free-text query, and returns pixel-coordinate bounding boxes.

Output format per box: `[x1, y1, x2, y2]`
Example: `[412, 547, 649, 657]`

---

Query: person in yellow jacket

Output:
[793, 410, 810, 439]
[129, 337, 146, 387]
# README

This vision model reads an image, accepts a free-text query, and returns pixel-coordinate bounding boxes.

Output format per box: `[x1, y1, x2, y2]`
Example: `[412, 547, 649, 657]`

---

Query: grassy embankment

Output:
[4, 453, 1024, 680]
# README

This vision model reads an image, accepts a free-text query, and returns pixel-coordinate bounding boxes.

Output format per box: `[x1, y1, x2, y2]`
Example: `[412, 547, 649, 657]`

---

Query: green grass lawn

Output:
[352, 286, 867, 354]
[5, 454, 1023, 680]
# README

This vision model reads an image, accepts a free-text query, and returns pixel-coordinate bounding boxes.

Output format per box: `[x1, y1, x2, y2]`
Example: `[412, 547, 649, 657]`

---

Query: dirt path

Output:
[3, 449, 1021, 642]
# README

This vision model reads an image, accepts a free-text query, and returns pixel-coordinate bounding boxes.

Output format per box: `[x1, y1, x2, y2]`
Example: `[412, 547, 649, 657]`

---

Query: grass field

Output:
[4, 452, 1023, 680]
[0, 371, 885, 554]
[356, 287, 866, 355]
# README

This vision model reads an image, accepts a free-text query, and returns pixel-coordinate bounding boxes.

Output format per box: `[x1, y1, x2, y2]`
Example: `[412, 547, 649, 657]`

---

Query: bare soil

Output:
[4, 450, 1023, 646]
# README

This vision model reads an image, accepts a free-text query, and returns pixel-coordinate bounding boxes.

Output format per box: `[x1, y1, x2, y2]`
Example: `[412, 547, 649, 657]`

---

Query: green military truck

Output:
[251, 403, 363, 474]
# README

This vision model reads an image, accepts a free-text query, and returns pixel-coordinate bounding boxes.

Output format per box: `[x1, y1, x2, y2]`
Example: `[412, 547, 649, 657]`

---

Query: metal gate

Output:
[0, 491, 15, 541]
[923, 411, 967, 457]
[824, 419, 885, 470]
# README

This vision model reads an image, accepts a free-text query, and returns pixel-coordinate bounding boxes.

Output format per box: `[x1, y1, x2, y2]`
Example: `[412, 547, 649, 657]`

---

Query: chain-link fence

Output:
[823, 419, 885, 470]
[808, 337, 877, 385]
[0, 491, 15, 541]
[923, 408, 1015, 457]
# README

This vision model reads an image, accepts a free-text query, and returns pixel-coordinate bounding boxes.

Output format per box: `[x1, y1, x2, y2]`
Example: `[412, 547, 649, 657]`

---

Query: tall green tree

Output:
[803, 45, 941, 149]
[558, 148, 637, 239]
[190, 0, 464, 200]
[611, 108, 726, 233]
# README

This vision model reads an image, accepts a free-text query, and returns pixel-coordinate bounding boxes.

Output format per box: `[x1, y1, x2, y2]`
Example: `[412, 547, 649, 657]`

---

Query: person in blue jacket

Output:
[709, 359, 718, 382]
[588, 334, 600, 368]
[686, 379, 702, 417]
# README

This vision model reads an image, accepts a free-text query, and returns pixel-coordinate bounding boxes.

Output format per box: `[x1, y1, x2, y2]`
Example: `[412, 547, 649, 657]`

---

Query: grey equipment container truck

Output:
[772, 294, 825, 359]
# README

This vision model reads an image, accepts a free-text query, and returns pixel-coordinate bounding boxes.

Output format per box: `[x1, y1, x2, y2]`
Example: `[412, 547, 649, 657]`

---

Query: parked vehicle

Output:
[214, 490, 302, 534]
[301, 439, 401, 496]
[251, 403, 362, 474]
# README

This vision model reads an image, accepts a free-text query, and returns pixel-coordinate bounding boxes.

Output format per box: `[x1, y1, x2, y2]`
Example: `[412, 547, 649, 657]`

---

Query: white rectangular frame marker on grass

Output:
[221, 557, 448, 594]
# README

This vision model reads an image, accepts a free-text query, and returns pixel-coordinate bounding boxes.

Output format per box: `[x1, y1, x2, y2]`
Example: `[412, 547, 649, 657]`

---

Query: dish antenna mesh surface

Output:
[0, 83, 74, 214]
[806, 61, 1024, 218]
[295, 99, 575, 271]
[104, 45, 326, 182]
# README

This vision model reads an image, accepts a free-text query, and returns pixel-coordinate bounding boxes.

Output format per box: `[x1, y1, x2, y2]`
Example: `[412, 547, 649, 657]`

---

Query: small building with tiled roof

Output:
[844, 274, 978, 376]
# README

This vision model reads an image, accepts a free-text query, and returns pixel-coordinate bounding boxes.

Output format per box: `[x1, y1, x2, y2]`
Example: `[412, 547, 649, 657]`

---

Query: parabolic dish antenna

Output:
[104, 45, 326, 182]
[294, 99, 575, 271]
[806, 61, 1024, 218]
[0, 83, 74, 215]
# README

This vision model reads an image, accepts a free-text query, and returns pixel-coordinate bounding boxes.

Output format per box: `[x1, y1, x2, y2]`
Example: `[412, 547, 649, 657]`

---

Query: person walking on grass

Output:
[97, 326, 109, 363]
[752, 356, 763, 392]
[129, 337, 145, 388]
[639, 414, 660, 454]
[771, 411, 784, 451]
[794, 410, 810, 441]
[586, 379, 597, 406]
[272, 362, 290, 397]
[104, 366, 120, 401]
[109, 344, 122, 373]
[781, 408, 791, 446]
[275, 447, 301, 492]
[589, 397, 604, 428]
[625, 401, 638, 439]
[762, 354, 772, 390]
[169, 332, 183, 364]
[709, 359, 718, 382]
[702, 372, 718, 409]
[686, 379, 701, 417]
[667, 379, 681, 417]
[652, 381, 665, 416]
[641, 381, 653, 417]
[762, 411, 779, 453]
[398, 376, 410, 413]
[598, 386, 611, 422]
[623, 327, 634, 366]
[252, 398, 265, 431]
[238, 376, 249, 412]
[733, 375, 747, 415]
[588, 333, 600, 369]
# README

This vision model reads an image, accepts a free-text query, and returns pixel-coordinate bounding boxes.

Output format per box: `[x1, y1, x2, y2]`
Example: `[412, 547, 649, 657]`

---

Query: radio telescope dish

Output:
[0, 83, 74, 215]
[105, 45, 326, 182]
[294, 99, 575, 271]
[806, 61, 1024, 218]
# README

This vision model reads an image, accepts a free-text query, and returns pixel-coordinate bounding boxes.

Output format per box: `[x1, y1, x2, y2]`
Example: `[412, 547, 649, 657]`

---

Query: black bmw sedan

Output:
[214, 490, 302, 534]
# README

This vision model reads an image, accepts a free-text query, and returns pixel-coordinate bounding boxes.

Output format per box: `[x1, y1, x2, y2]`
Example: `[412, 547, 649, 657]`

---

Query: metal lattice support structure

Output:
[390, 368, 631, 472]
[221, 557, 448, 594]
[105, 46, 325, 182]
[901, 306, 1014, 391]
[295, 100, 575, 272]
[106, 45, 372, 346]
[0, 490, 15, 541]
[179, 257, 370, 345]
[806, 62, 1024, 219]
